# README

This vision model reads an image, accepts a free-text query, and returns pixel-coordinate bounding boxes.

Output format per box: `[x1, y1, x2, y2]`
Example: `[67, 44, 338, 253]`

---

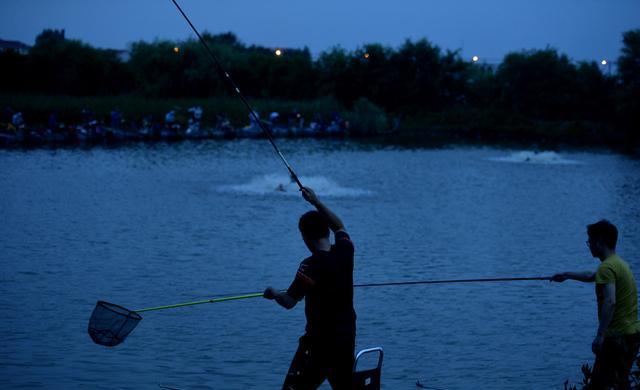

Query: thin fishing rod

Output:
[354, 276, 551, 288]
[133, 276, 550, 313]
[170, 0, 303, 189]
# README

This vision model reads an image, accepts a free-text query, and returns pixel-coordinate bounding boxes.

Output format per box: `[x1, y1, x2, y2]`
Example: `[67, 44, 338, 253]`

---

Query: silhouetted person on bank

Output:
[264, 187, 356, 390]
[552, 220, 640, 389]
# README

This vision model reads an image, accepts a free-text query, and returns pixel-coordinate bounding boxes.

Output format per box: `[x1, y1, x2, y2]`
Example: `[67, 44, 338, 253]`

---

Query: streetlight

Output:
[173, 46, 180, 53]
[472, 55, 479, 63]
[600, 59, 611, 76]
[364, 52, 370, 59]
[275, 49, 282, 56]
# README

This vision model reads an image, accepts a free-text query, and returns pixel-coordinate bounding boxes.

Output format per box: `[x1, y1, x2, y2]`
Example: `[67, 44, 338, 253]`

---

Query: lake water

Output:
[1, 140, 639, 389]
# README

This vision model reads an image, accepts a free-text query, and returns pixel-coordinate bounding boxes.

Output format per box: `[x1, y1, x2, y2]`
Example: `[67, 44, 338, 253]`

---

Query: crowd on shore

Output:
[0, 106, 350, 147]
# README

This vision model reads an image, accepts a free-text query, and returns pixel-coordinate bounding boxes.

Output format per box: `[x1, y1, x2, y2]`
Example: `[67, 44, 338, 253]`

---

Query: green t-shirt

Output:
[595, 254, 640, 337]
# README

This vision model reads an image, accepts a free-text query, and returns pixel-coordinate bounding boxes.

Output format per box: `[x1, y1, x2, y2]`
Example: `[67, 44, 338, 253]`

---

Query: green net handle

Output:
[134, 292, 263, 313]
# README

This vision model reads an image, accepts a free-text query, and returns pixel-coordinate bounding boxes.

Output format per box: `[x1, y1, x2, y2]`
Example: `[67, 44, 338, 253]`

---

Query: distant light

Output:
[364, 53, 370, 59]
[472, 55, 479, 62]
[275, 49, 282, 56]
[601, 59, 608, 66]
[173, 47, 180, 53]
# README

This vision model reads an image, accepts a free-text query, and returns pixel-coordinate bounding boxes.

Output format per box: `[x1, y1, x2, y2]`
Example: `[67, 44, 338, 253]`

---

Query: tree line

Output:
[0, 29, 638, 144]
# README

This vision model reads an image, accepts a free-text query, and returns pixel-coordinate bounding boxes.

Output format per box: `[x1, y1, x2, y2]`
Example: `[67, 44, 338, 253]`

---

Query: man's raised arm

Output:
[301, 187, 345, 233]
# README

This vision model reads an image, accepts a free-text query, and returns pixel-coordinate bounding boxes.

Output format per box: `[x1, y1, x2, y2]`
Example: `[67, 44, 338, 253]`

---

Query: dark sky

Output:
[1, 0, 638, 63]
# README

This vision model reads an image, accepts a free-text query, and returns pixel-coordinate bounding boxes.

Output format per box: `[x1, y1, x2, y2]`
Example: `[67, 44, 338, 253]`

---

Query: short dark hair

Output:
[298, 211, 329, 239]
[587, 219, 618, 250]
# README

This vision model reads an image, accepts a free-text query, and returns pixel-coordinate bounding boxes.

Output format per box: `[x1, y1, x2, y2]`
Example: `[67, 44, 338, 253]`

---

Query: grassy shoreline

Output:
[0, 93, 346, 127]
[1, 94, 636, 154]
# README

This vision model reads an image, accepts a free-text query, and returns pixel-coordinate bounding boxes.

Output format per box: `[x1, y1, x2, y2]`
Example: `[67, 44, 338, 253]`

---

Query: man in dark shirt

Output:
[264, 187, 356, 390]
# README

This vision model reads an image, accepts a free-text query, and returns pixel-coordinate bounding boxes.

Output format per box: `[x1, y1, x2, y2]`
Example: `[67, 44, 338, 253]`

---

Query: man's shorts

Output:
[590, 332, 640, 390]
[282, 333, 355, 390]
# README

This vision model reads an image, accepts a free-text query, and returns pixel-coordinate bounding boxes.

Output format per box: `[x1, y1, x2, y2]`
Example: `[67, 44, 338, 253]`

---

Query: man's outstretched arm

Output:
[263, 287, 297, 309]
[551, 271, 596, 283]
[301, 187, 345, 233]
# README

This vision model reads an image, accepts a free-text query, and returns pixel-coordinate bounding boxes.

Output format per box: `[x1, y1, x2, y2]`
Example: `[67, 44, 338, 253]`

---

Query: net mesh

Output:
[88, 301, 142, 347]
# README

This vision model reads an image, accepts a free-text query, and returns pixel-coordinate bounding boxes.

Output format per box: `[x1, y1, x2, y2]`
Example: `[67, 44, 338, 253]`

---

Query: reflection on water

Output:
[0, 141, 639, 389]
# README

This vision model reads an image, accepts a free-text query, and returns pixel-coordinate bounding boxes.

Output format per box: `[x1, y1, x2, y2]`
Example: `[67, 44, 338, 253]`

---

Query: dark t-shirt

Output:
[287, 231, 356, 338]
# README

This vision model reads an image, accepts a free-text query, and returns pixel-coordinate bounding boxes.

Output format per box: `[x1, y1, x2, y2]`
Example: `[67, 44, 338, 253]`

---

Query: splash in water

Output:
[219, 174, 371, 197]
[489, 151, 579, 165]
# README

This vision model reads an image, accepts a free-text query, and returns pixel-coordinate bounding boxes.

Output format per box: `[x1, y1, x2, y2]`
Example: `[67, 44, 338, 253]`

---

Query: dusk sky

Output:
[1, 0, 639, 63]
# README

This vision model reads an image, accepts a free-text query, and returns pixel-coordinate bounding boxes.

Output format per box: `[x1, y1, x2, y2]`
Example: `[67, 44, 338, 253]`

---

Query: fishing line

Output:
[170, 0, 303, 189]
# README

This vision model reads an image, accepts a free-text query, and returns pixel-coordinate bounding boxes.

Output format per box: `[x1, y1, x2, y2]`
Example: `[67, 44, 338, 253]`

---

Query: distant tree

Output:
[28, 29, 132, 95]
[574, 61, 615, 121]
[239, 45, 316, 99]
[129, 39, 202, 97]
[0, 49, 28, 92]
[437, 48, 471, 108]
[495, 49, 580, 120]
[34, 29, 66, 47]
[618, 29, 640, 90]
[348, 43, 393, 107]
[271, 46, 316, 100]
[316, 46, 355, 104]
[466, 63, 498, 109]
[315, 39, 469, 113]
[127, 33, 316, 100]
[386, 39, 469, 113]
[616, 29, 640, 147]
[206, 32, 241, 47]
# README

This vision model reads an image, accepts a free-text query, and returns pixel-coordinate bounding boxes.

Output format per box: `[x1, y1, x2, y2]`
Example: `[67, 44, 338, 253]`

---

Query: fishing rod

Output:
[170, 0, 303, 189]
[88, 275, 551, 347]
[354, 276, 551, 288]
[138, 276, 551, 312]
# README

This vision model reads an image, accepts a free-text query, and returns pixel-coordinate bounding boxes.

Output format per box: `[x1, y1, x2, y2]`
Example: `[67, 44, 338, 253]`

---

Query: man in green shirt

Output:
[553, 220, 640, 389]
